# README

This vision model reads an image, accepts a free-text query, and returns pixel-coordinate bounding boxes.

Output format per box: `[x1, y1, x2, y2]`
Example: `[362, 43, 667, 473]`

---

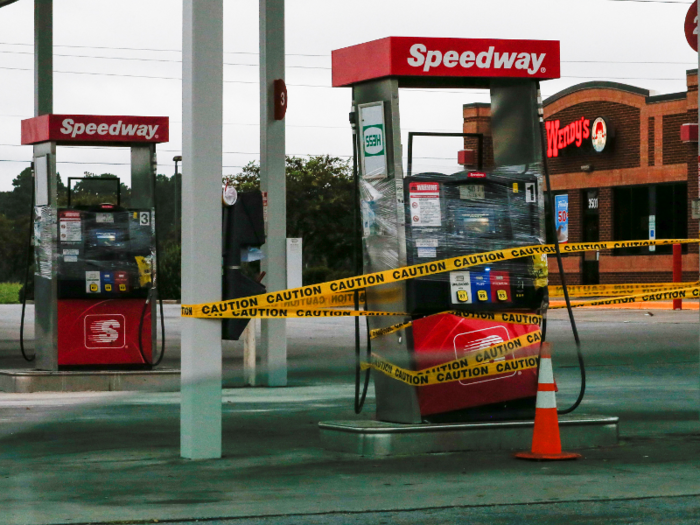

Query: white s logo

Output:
[90, 320, 120, 343]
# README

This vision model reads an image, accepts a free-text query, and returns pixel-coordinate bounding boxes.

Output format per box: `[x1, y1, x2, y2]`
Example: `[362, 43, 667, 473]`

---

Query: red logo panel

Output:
[84, 314, 126, 349]
[412, 313, 540, 416]
[21, 114, 169, 145]
[58, 299, 150, 366]
[332, 37, 560, 87]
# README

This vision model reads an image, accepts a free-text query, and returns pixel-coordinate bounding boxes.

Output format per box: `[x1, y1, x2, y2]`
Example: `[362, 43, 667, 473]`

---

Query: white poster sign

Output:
[359, 102, 387, 180]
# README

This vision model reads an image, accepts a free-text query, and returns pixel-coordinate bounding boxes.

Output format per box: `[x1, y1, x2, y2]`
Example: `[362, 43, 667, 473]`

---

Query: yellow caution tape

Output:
[549, 282, 699, 298]
[277, 291, 366, 309]
[369, 311, 543, 340]
[361, 330, 542, 386]
[181, 238, 699, 318]
[179, 306, 406, 319]
[369, 320, 414, 340]
[560, 239, 697, 253]
[549, 285, 700, 309]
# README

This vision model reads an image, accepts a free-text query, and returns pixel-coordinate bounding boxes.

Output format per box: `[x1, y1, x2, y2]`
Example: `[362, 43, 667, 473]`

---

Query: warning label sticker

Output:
[63, 249, 79, 263]
[59, 211, 82, 242]
[409, 182, 441, 227]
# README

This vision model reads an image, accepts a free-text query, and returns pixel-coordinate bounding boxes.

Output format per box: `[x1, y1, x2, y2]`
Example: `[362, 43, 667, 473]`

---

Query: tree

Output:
[224, 156, 355, 279]
[0, 168, 38, 284]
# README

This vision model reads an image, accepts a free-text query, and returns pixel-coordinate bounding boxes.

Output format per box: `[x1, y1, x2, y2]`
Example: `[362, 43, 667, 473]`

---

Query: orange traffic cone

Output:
[515, 342, 581, 461]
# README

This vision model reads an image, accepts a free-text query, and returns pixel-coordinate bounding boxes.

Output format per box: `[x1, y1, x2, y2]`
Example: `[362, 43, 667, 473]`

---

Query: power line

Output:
[603, 0, 690, 3]
[2, 49, 697, 69]
[0, 158, 247, 169]
[561, 74, 685, 81]
[0, 65, 492, 94]
[0, 49, 330, 70]
[0, 41, 328, 58]
[0, 117, 461, 134]
[566, 59, 696, 65]
[3, 64, 688, 85]
[1, 48, 697, 69]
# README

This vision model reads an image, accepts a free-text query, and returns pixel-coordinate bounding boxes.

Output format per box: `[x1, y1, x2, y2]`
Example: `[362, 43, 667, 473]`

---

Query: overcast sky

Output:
[0, 0, 697, 192]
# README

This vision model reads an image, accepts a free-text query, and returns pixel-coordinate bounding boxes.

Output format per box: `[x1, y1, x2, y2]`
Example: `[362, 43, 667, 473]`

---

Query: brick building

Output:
[463, 72, 699, 285]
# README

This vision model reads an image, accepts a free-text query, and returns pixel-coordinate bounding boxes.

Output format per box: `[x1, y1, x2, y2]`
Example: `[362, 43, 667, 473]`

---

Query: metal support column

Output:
[34, 0, 52, 116]
[259, 0, 287, 386]
[181, 0, 223, 460]
[33, 0, 55, 370]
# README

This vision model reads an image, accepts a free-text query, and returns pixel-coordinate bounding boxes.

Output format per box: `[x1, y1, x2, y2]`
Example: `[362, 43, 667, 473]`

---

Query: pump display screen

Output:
[95, 230, 120, 247]
[455, 211, 496, 235]
[459, 185, 485, 200]
[463, 215, 492, 234]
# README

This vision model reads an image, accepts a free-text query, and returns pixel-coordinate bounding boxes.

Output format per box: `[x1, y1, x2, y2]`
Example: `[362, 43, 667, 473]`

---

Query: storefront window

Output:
[613, 182, 687, 255]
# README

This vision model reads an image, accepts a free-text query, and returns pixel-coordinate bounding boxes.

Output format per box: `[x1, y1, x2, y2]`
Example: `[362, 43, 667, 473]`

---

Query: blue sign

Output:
[470, 271, 492, 303]
[555, 194, 569, 243]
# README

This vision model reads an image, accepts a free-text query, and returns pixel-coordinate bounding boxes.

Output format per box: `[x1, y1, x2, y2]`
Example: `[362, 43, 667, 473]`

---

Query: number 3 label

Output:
[140, 212, 150, 226]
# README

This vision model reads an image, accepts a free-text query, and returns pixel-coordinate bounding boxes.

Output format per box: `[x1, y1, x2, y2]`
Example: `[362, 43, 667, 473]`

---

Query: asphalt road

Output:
[146, 496, 700, 525]
[0, 305, 699, 524]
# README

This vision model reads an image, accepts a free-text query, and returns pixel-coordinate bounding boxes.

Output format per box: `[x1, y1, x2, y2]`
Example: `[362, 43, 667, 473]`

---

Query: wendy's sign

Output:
[546, 116, 611, 158]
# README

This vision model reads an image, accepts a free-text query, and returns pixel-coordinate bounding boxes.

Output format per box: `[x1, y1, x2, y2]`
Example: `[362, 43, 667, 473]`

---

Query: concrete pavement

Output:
[0, 305, 699, 524]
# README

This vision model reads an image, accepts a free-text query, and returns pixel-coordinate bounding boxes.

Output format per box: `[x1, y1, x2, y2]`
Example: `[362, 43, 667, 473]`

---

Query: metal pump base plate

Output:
[319, 415, 619, 457]
[0, 369, 180, 393]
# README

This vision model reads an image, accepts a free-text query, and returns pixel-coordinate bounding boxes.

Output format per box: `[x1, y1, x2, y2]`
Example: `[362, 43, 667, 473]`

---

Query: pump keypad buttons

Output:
[457, 290, 469, 302]
[497, 289, 508, 301]
[477, 290, 488, 301]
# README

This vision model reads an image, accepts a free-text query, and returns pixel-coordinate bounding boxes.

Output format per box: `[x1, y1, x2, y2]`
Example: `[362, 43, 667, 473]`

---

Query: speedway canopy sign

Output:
[22, 114, 169, 145]
[332, 36, 560, 87]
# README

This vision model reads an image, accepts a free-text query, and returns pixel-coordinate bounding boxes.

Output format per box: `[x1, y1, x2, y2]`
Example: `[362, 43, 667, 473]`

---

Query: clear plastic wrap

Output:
[35, 206, 156, 299]
[34, 206, 56, 279]
[360, 164, 548, 315]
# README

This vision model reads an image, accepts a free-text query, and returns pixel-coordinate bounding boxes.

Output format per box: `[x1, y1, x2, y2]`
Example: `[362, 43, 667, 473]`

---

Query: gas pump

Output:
[221, 185, 266, 341]
[20, 114, 168, 369]
[332, 37, 568, 423]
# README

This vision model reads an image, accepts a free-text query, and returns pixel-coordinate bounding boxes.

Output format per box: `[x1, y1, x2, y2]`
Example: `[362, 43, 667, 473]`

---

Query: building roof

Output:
[646, 92, 686, 104]
[462, 81, 688, 111]
[543, 81, 649, 106]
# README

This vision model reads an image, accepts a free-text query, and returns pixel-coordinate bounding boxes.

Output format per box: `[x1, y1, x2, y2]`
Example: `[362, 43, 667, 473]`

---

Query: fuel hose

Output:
[537, 83, 586, 415]
[138, 156, 166, 367]
[351, 109, 371, 414]
[19, 163, 35, 362]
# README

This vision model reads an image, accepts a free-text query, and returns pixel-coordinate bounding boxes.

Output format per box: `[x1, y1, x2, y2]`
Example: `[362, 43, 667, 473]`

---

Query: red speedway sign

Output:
[22, 114, 169, 145]
[332, 37, 560, 86]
